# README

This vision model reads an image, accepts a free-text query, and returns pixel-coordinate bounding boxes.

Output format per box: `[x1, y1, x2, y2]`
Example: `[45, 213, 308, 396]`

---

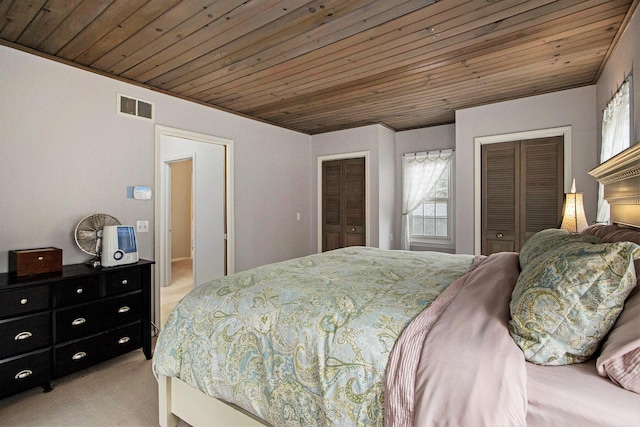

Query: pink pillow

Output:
[597, 284, 640, 393]
[588, 225, 640, 393]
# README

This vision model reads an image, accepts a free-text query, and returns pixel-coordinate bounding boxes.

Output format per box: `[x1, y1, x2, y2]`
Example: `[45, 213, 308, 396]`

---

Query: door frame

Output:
[473, 126, 572, 254]
[154, 125, 235, 328]
[316, 151, 370, 253]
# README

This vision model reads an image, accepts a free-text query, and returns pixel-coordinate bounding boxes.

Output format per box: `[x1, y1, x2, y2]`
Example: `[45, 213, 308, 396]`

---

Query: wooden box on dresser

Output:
[0, 260, 153, 399]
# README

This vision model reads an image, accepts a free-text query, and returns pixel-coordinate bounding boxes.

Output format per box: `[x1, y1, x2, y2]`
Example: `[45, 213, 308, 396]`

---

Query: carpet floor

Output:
[0, 350, 160, 426]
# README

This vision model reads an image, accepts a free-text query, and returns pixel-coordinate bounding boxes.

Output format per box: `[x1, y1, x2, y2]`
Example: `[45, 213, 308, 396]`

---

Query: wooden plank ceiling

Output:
[0, 0, 637, 134]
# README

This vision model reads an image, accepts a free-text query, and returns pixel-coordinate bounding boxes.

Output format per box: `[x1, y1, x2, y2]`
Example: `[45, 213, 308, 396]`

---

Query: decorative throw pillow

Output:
[597, 279, 640, 393]
[518, 228, 601, 270]
[583, 224, 640, 288]
[510, 239, 640, 365]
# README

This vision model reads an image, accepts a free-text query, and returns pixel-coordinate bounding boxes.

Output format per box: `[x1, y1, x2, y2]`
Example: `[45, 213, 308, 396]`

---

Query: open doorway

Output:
[154, 126, 235, 331]
[160, 159, 193, 326]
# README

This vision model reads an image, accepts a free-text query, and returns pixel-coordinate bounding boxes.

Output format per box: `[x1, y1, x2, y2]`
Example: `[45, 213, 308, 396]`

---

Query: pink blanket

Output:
[385, 252, 527, 426]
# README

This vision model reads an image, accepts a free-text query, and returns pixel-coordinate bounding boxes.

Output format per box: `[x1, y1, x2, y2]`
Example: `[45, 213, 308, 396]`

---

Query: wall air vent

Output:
[117, 93, 154, 121]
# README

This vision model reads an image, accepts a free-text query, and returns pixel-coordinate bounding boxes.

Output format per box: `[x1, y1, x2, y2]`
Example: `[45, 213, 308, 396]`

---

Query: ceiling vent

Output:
[117, 93, 154, 121]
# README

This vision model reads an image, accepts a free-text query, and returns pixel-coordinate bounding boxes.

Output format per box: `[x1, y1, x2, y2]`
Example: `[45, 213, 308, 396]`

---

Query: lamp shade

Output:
[560, 181, 588, 233]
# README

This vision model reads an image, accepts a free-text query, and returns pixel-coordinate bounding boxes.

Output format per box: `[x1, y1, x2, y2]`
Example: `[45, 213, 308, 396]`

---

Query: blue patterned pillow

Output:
[510, 239, 640, 365]
[519, 228, 601, 269]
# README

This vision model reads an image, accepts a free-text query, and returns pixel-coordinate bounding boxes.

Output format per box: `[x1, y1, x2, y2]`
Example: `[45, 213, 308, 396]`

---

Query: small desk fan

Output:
[74, 213, 120, 266]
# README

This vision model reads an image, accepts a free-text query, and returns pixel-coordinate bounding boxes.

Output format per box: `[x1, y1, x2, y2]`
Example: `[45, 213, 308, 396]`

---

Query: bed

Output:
[153, 142, 640, 427]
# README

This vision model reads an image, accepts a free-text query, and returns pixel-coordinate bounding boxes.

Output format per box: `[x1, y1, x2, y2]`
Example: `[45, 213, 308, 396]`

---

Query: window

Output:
[597, 78, 631, 223]
[401, 150, 454, 250]
[410, 162, 451, 240]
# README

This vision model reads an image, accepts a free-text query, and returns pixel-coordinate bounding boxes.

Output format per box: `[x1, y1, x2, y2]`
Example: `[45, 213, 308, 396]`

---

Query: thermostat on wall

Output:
[133, 186, 152, 200]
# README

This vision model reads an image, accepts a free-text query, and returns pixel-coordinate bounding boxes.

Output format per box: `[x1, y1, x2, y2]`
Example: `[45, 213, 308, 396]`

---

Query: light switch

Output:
[137, 220, 149, 233]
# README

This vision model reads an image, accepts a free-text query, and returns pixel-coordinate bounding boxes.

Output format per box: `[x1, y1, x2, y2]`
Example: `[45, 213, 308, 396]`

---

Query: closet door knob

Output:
[496, 233, 504, 239]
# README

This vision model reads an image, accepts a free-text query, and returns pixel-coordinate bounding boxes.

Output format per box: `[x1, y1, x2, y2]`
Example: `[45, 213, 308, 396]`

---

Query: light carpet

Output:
[0, 350, 159, 426]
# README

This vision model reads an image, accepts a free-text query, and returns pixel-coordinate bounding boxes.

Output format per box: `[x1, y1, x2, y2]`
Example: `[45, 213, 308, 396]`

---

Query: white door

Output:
[160, 134, 226, 286]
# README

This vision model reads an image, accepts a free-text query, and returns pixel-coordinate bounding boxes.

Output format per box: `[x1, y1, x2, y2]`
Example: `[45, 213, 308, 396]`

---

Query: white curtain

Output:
[597, 79, 630, 223]
[401, 150, 453, 250]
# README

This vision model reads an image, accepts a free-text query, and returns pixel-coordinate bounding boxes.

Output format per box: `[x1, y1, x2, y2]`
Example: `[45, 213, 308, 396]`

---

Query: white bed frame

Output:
[158, 142, 640, 427]
[158, 375, 270, 427]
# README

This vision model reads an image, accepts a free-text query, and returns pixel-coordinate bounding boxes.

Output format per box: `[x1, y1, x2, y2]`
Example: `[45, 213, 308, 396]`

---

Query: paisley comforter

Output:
[152, 247, 475, 426]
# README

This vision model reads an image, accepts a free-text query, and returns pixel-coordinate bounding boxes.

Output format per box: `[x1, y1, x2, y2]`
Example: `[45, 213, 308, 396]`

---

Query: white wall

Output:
[0, 45, 312, 274]
[376, 125, 396, 250]
[395, 124, 456, 251]
[454, 86, 598, 255]
[596, 6, 639, 148]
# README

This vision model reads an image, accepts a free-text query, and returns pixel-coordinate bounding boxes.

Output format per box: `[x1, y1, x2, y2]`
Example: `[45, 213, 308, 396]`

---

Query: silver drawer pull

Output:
[20, 298, 28, 305]
[38, 256, 44, 261]
[118, 337, 130, 345]
[76, 288, 83, 294]
[15, 369, 33, 379]
[118, 306, 130, 313]
[72, 351, 87, 360]
[15, 331, 33, 341]
[121, 279, 128, 285]
[71, 317, 87, 326]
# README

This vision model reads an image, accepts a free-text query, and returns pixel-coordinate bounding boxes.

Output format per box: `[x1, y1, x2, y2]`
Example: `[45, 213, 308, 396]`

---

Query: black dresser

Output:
[0, 260, 153, 399]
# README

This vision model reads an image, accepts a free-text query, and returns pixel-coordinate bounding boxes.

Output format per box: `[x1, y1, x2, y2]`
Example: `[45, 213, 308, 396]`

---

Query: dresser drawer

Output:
[104, 269, 142, 296]
[55, 276, 100, 308]
[0, 349, 50, 398]
[0, 285, 50, 318]
[54, 293, 141, 342]
[55, 299, 103, 342]
[104, 322, 142, 359]
[102, 293, 142, 329]
[0, 312, 51, 359]
[53, 323, 141, 378]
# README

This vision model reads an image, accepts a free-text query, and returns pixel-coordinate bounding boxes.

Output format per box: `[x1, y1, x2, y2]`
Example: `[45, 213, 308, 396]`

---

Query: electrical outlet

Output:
[137, 220, 149, 233]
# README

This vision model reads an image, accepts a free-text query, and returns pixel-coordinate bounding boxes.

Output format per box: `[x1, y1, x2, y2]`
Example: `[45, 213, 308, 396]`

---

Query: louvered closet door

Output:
[322, 161, 343, 251]
[481, 137, 563, 256]
[342, 158, 366, 247]
[482, 142, 520, 255]
[322, 158, 366, 252]
[520, 137, 564, 244]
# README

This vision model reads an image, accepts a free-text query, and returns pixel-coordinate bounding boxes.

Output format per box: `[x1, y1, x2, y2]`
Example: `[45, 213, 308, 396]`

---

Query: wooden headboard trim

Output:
[589, 143, 640, 229]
